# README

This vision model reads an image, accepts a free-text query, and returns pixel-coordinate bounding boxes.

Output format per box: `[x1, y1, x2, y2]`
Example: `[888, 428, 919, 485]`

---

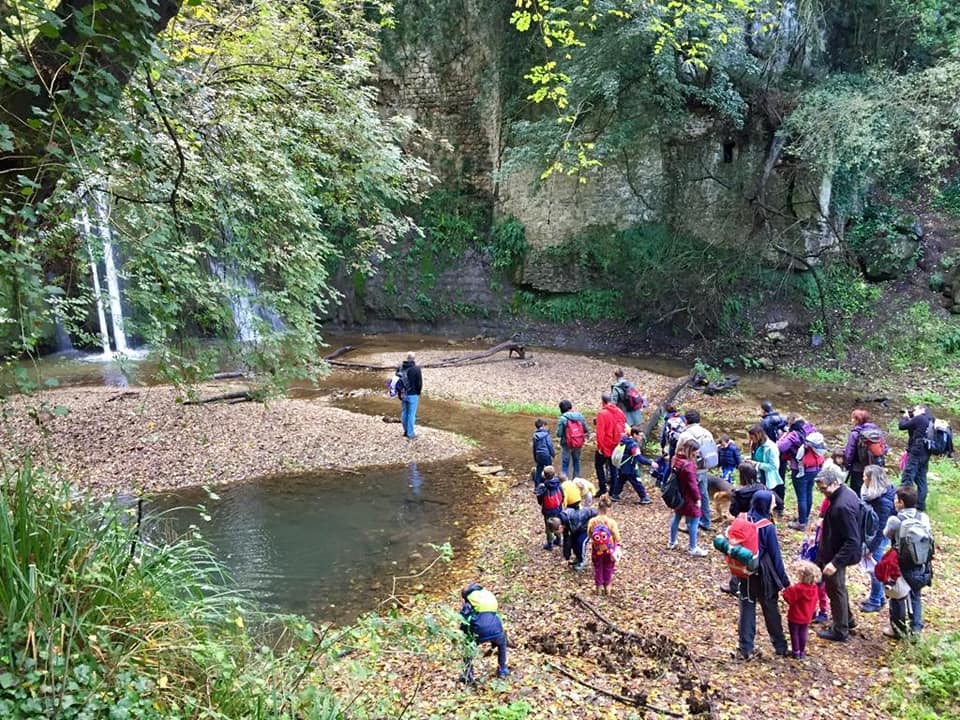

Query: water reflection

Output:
[148, 461, 479, 622]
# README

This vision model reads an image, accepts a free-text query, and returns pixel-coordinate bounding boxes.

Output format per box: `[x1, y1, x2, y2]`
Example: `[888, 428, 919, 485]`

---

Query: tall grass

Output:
[0, 459, 340, 718]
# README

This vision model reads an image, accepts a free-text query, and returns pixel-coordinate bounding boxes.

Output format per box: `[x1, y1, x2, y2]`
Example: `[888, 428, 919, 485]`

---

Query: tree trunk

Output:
[0, 0, 182, 241]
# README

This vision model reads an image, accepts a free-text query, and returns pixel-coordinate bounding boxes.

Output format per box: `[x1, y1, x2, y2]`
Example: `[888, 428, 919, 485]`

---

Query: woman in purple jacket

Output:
[777, 415, 824, 530]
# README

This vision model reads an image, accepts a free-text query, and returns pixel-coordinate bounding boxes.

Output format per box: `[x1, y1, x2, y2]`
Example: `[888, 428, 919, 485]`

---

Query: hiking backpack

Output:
[796, 430, 828, 469]
[724, 513, 771, 578]
[611, 440, 631, 468]
[696, 432, 719, 470]
[925, 418, 954, 456]
[660, 467, 684, 509]
[665, 415, 686, 447]
[858, 499, 881, 550]
[590, 523, 616, 556]
[539, 484, 563, 513]
[897, 512, 935, 570]
[625, 384, 646, 412]
[563, 416, 586, 449]
[394, 369, 410, 399]
[857, 427, 889, 467]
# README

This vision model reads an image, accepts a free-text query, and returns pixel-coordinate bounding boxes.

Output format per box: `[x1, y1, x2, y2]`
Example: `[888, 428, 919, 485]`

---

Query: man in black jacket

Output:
[398, 352, 423, 439]
[899, 404, 933, 511]
[815, 464, 862, 641]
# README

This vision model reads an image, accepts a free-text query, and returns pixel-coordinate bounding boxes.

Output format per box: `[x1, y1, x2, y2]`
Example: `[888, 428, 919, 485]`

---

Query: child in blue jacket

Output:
[718, 434, 743, 484]
[532, 418, 556, 487]
[459, 583, 508, 682]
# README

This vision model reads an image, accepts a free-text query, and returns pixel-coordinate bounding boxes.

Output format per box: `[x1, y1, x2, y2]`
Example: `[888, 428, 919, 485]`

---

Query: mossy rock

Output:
[858, 219, 923, 281]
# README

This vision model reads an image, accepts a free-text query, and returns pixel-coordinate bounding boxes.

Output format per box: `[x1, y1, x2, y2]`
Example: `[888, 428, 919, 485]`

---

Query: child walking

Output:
[459, 583, 508, 682]
[587, 495, 621, 594]
[532, 418, 556, 487]
[535, 466, 564, 550]
[718, 434, 742, 484]
[782, 560, 822, 658]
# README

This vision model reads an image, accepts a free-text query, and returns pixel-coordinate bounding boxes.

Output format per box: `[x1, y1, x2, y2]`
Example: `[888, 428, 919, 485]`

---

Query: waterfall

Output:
[80, 206, 112, 355]
[93, 190, 128, 354]
[47, 274, 75, 354]
[210, 259, 260, 343]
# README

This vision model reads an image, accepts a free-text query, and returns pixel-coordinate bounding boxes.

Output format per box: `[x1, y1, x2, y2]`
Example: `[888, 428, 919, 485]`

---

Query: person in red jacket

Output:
[595, 393, 626, 497]
[782, 560, 822, 658]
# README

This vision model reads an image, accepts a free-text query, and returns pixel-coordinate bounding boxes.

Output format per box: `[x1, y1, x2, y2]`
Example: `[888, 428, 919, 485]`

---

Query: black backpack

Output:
[858, 499, 880, 550]
[660, 467, 683, 509]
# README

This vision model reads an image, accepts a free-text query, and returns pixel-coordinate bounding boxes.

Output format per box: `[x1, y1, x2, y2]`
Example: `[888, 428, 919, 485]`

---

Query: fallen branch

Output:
[641, 370, 697, 442]
[545, 662, 683, 717]
[572, 593, 642, 640]
[212, 371, 246, 380]
[106, 391, 140, 402]
[182, 391, 253, 405]
[324, 340, 526, 371]
[323, 345, 356, 361]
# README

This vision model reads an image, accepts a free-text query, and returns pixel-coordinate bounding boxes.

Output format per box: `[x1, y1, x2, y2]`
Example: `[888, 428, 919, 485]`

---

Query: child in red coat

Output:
[782, 560, 822, 658]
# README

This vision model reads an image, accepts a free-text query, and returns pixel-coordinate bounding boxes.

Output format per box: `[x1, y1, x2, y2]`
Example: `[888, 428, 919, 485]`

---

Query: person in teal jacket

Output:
[748, 424, 783, 517]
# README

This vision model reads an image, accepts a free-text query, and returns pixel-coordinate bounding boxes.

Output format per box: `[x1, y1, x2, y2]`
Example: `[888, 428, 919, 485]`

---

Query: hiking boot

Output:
[497, 667, 510, 678]
[688, 546, 708, 558]
[638, 497, 652, 505]
[775, 647, 790, 657]
[610, 495, 622, 502]
[542, 542, 553, 551]
[860, 601, 884, 613]
[812, 611, 829, 624]
[787, 521, 804, 531]
[667, 541, 678, 550]
[573, 562, 587, 572]
[816, 628, 848, 642]
[719, 582, 736, 595]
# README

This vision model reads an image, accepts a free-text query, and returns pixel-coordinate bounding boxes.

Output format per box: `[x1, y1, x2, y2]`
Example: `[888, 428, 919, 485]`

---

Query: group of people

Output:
[453, 367, 943, 679]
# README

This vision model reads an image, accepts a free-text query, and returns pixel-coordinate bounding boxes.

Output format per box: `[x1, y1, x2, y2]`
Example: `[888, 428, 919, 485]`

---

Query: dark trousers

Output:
[613, 470, 648, 501]
[847, 469, 864, 498]
[901, 454, 930, 511]
[594, 451, 617, 496]
[771, 483, 785, 517]
[825, 565, 853, 637]
[463, 632, 507, 679]
[563, 528, 588, 565]
[737, 575, 787, 657]
[889, 596, 911, 637]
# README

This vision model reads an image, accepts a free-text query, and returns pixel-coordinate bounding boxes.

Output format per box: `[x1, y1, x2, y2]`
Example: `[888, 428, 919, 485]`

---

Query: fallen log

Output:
[182, 390, 254, 405]
[323, 345, 356, 361]
[641, 370, 697, 441]
[212, 371, 246, 380]
[324, 339, 526, 371]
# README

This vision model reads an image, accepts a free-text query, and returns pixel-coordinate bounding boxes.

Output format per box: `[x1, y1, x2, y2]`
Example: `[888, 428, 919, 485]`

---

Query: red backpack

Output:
[724, 513, 771, 578]
[540, 486, 563, 512]
[625, 385, 646, 412]
[564, 417, 586, 449]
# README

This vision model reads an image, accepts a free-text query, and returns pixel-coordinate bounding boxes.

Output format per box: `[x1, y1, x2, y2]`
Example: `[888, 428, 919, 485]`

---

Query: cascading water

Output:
[210, 258, 260, 343]
[93, 190, 128, 354]
[80, 205, 112, 356]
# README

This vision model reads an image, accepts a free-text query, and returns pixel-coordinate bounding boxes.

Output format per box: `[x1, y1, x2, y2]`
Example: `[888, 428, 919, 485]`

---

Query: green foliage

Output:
[934, 176, 960, 217]
[693, 358, 724, 383]
[469, 701, 533, 720]
[490, 216, 528, 272]
[784, 366, 855, 384]
[795, 263, 881, 343]
[874, 302, 960, 372]
[512, 289, 626, 323]
[0, 459, 342, 718]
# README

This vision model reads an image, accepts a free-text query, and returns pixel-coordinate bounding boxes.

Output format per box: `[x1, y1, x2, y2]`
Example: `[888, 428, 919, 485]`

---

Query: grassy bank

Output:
[0, 460, 341, 719]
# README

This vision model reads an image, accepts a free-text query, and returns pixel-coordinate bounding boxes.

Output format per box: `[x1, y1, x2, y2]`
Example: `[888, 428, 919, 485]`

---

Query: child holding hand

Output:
[782, 560, 821, 659]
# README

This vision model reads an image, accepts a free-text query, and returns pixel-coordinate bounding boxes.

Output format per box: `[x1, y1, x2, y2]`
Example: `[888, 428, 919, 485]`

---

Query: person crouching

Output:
[459, 583, 508, 682]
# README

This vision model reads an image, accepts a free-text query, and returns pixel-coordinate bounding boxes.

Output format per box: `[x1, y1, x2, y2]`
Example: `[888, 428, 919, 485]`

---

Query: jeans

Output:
[825, 565, 852, 637]
[901, 453, 930, 511]
[670, 512, 700, 550]
[696, 470, 711, 530]
[792, 468, 817, 525]
[867, 539, 889, 608]
[721, 466, 735, 484]
[400, 394, 419, 437]
[561, 447, 582, 478]
[534, 462, 547, 487]
[738, 575, 788, 657]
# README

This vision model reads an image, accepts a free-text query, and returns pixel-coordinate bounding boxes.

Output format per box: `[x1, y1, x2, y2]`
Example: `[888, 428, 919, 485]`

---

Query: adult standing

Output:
[860, 465, 896, 613]
[735, 489, 790, 660]
[675, 410, 716, 532]
[595, 394, 626, 498]
[748, 424, 783, 518]
[899, 404, 933, 511]
[557, 400, 590, 479]
[397, 351, 423, 439]
[777, 415, 824, 530]
[611, 368, 644, 428]
[760, 401, 788, 485]
[668, 439, 708, 557]
[842, 409, 883, 498]
[814, 463, 862, 642]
